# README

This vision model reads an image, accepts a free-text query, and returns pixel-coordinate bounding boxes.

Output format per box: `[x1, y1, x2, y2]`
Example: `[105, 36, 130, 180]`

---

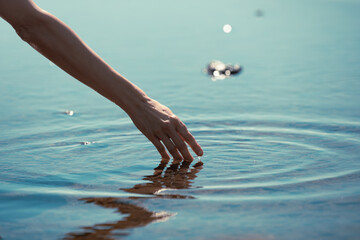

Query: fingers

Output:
[148, 137, 170, 160]
[169, 129, 193, 161]
[160, 136, 183, 160]
[150, 133, 184, 161]
[152, 131, 193, 161]
[149, 116, 203, 161]
[175, 120, 203, 156]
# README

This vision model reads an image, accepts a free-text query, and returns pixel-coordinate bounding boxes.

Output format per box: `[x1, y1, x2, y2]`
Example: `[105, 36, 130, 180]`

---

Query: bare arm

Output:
[0, 0, 203, 160]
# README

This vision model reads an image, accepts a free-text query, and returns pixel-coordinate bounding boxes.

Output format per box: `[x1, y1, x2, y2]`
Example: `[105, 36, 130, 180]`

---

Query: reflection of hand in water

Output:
[65, 159, 203, 240]
[122, 159, 203, 198]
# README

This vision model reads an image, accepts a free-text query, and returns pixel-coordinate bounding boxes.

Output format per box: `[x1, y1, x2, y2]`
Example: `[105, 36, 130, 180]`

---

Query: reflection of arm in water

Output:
[0, 0, 203, 160]
[66, 197, 173, 239]
[66, 161, 203, 239]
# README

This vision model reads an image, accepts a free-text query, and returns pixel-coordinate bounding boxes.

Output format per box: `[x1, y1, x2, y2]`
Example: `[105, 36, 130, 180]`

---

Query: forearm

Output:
[1, 0, 203, 160]
[10, 8, 147, 114]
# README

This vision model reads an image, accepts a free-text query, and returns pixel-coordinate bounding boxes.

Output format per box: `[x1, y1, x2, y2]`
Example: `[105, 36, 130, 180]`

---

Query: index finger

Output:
[175, 120, 203, 156]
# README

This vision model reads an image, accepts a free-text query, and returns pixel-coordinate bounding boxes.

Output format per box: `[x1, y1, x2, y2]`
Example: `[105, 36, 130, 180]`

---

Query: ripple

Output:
[1, 113, 360, 203]
[186, 115, 360, 201]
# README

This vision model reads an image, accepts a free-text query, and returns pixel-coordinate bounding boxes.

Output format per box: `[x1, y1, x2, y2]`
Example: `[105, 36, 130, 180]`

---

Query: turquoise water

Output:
[1, 0, 360, 239]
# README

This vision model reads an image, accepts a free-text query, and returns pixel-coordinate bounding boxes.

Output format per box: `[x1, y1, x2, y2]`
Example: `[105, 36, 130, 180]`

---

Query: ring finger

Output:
[160, 136, 183, 160]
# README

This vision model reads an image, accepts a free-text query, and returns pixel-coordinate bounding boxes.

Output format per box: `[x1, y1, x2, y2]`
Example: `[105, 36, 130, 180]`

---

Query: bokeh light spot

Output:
[223, 24, 232, 33]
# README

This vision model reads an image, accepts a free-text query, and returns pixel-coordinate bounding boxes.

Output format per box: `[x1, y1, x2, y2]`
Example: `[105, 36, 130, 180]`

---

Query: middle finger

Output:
[161, 136, 183, 160]
[169, 130, 193, 161]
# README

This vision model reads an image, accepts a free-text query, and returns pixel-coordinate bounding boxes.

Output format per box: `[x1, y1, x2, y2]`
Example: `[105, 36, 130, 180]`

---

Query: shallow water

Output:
[1, 0, 360, 239]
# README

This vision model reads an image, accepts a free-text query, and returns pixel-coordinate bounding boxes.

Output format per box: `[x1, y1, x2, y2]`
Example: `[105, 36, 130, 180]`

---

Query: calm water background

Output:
[1, 0, 360, 239]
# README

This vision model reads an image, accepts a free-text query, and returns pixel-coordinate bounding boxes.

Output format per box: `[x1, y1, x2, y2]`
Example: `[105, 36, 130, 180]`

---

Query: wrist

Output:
[108, 74, 149, 115]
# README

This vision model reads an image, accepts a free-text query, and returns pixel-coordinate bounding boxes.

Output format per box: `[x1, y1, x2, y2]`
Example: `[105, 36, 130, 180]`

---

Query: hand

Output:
[127, 98, 203, 161]
[0, 1, 203, 161]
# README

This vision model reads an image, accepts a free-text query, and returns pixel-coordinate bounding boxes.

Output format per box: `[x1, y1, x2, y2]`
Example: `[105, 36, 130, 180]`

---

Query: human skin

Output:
[0, 0, 203, 161]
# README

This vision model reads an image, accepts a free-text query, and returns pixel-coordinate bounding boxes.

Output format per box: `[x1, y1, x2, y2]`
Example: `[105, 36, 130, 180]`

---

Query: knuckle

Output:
[161, 120, 172, 130]
[183, 133, 191, 140]
[171, 115, 180, 122]
[178, 123, 189, 133]
[182, 132, 193, 142]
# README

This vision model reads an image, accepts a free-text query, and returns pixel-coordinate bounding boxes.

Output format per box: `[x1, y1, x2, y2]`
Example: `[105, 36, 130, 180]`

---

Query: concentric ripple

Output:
[178, 115, 360, 201]
[1, 112, 359, 203]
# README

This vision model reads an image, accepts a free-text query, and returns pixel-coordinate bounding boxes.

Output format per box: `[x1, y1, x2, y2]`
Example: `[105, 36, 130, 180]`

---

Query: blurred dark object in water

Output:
[255, 9, 264, 17]
[206, 60, 242, 81]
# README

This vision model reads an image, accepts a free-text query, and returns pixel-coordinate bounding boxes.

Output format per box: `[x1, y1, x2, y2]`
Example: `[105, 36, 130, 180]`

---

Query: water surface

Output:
[1, 0, 360, 239]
